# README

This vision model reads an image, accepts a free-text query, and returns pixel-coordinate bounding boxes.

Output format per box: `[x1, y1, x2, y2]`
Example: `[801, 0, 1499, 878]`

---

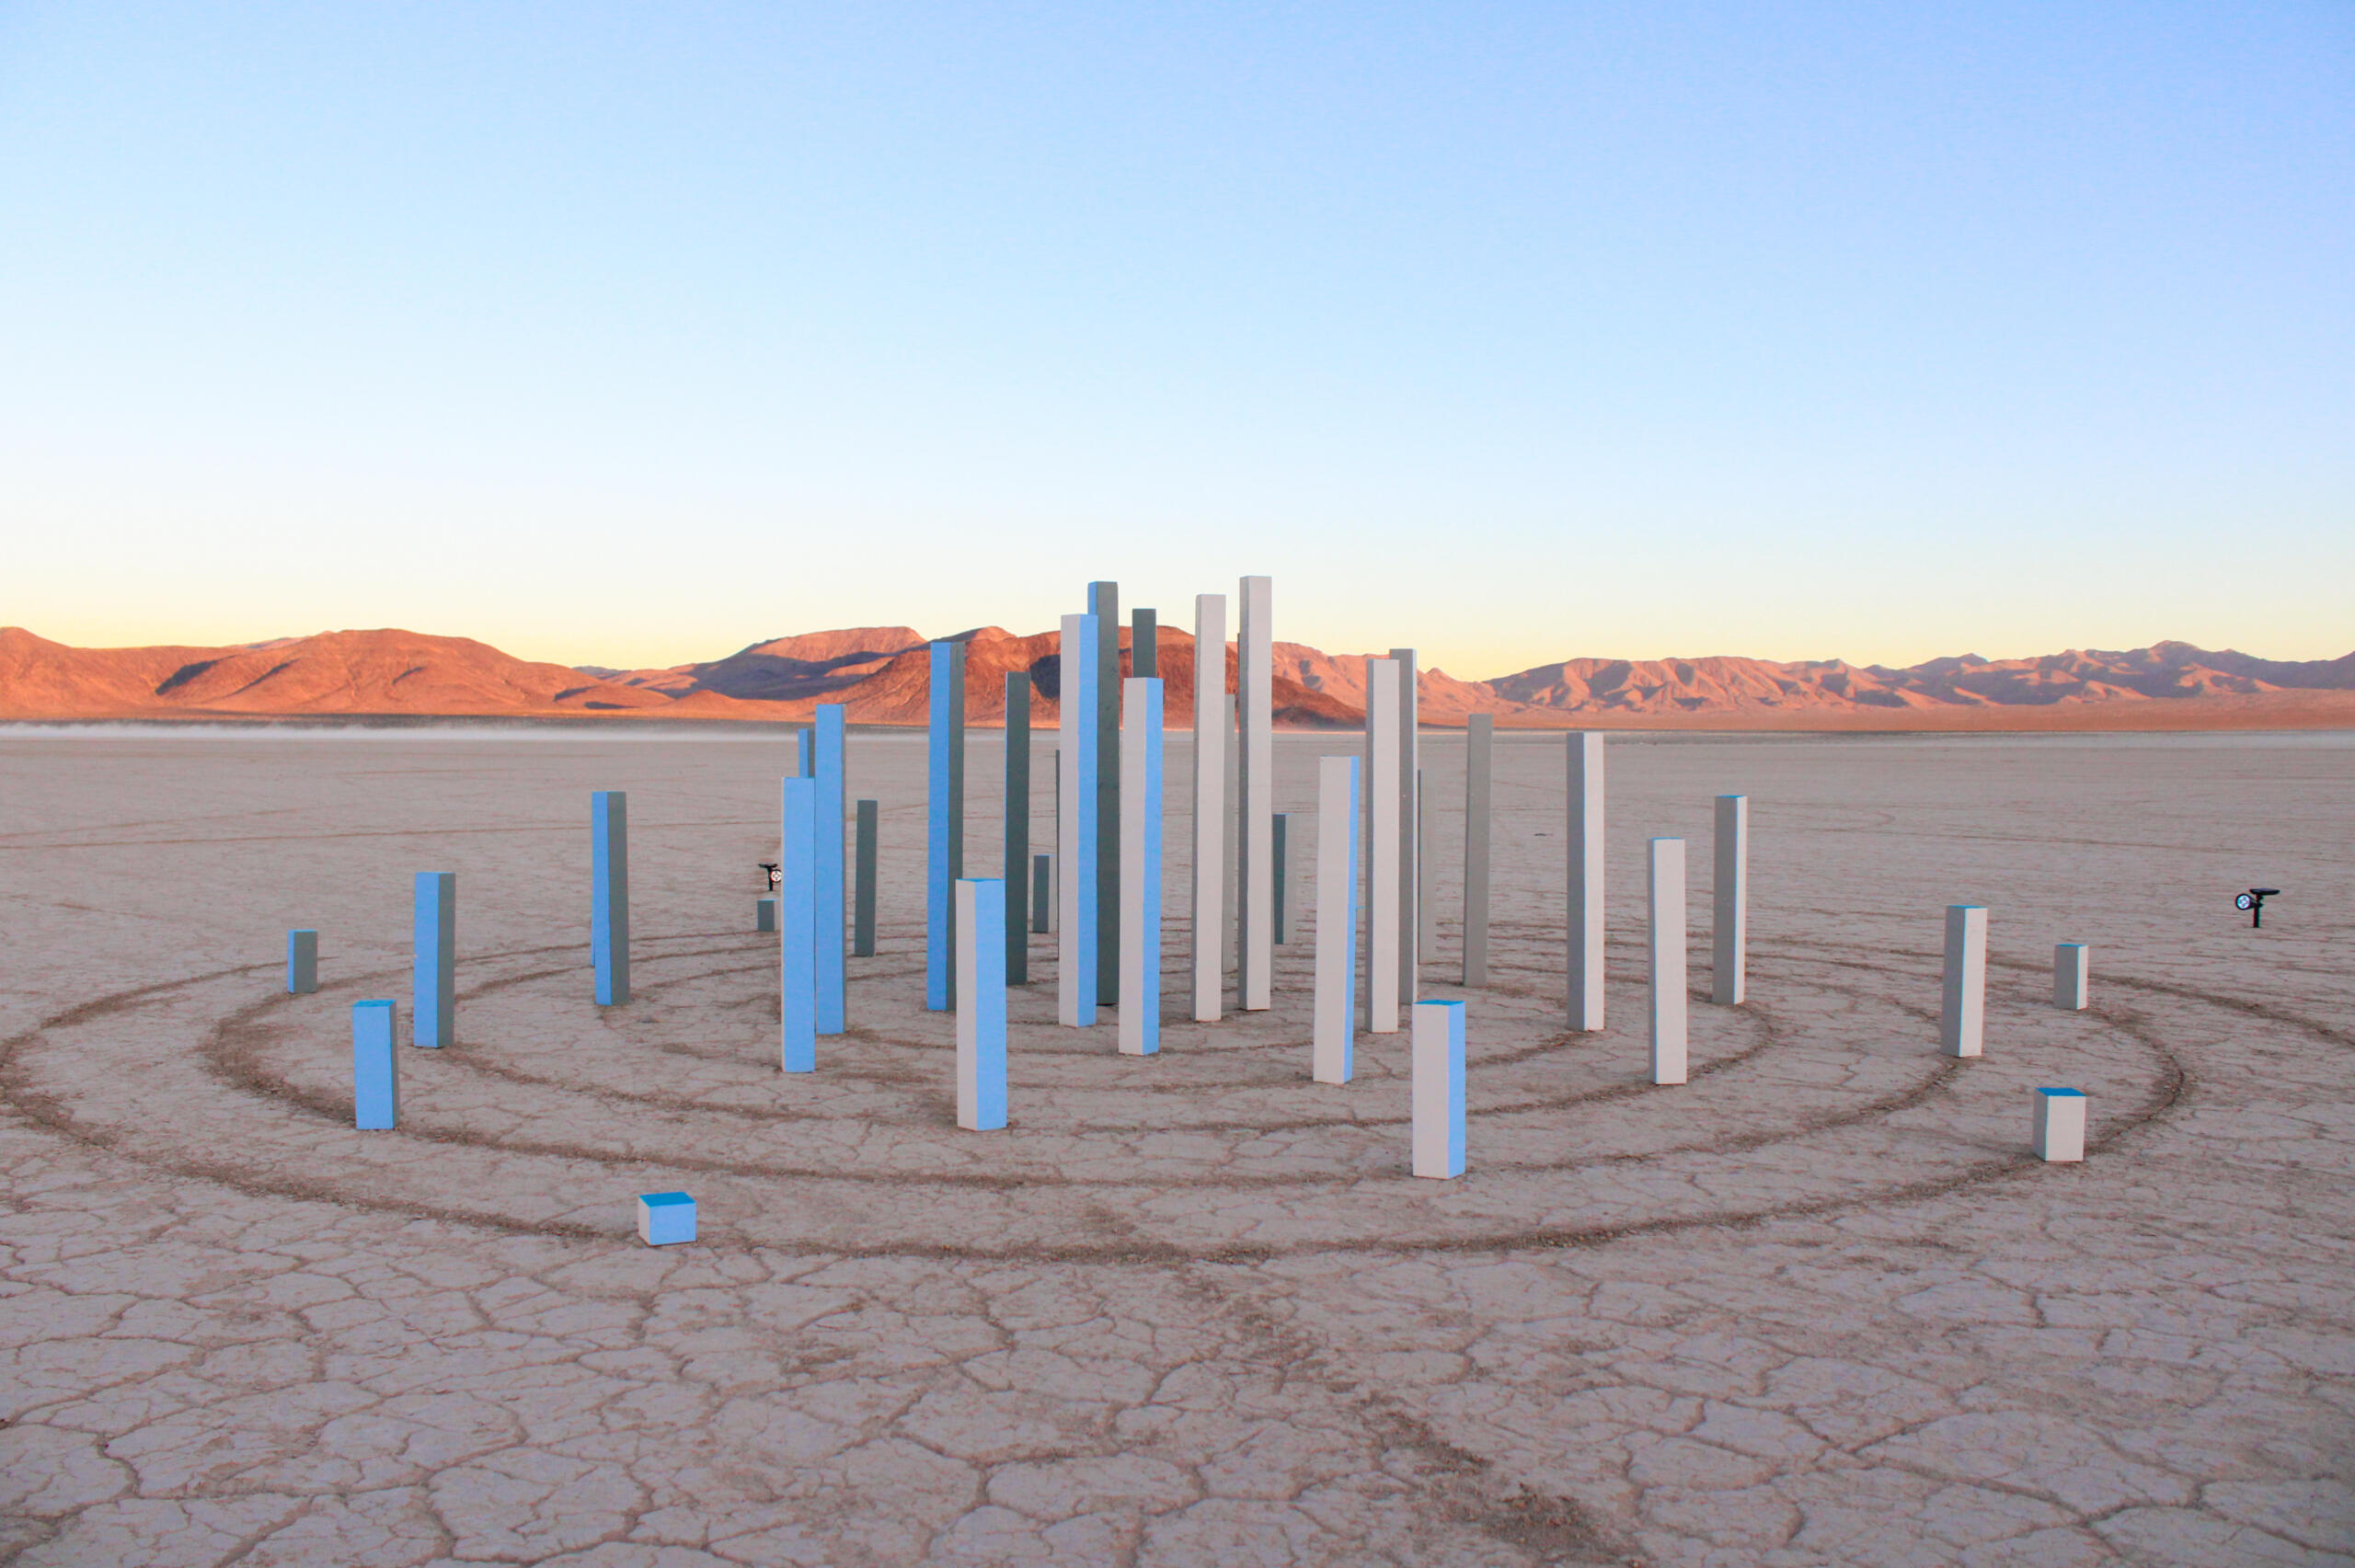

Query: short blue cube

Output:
[638, 1191, 695, 1246]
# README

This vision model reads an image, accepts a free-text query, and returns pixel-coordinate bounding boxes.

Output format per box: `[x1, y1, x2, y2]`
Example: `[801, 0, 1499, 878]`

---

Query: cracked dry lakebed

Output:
[0, 727, 2349, 1566]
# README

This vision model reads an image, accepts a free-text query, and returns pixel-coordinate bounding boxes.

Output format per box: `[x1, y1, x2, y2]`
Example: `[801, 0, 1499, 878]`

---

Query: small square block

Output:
[2033, 1087, 2087, 1163]
[638, 1191, 695, 1245]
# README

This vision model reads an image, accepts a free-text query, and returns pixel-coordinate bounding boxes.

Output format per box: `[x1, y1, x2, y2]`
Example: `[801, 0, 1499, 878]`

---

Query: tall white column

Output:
[1568, 732, 1606, 1031]
[1649, 837, 1687, 1085]
[1390, 648, 1419, 1006]
[1712, 794, 1748, 1006]
[1238, 575, 1274, 1010]
[1120, 677, 1164, 1057]
[1314, 754, 1361, 1084]
[1941, 904, 1988, 1057]
[1366, 659, 1403, 1034]
[1191, 592, 1227, 1022]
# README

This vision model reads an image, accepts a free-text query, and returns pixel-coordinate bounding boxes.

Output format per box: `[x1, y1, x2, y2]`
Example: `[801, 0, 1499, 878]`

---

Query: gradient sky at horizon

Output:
[4, 2, 2349, 678]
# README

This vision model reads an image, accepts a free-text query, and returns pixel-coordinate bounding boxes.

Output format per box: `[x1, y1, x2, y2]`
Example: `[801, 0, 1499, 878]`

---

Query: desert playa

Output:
[1, 725, 2348, 1565]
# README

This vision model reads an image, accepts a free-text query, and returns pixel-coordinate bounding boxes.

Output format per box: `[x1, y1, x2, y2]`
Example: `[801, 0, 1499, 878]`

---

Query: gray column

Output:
[1942, 905, 1988, 1057]
[2053, 943, 2089, 1011]
[1568, 732, 1605, 1031]
[1390, 648, 1419, 1007]
[1462, 715, 1492, 986]
[1366, 658, 1403, 1034]
[1089, 581, 1120, 1005]
[1003, 672, 1030, 982]
[1712, 794, 1748, 1005]
[1132, 608, 1157, 678]
[1271, 813, 1292, 943]
[1031, 853, 1051, 934]
[1238, 575, 1274, 1010]
[852, 799, 878, 957]
[1192, 592, 1228, 1022]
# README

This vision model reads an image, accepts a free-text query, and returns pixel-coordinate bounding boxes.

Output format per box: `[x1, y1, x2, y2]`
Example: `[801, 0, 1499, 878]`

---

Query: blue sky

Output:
[4, 2, 2349, 676]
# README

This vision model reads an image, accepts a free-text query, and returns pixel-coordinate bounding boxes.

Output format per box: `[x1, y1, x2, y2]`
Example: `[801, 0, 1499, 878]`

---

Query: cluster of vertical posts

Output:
[295, 573, 2105, 1219]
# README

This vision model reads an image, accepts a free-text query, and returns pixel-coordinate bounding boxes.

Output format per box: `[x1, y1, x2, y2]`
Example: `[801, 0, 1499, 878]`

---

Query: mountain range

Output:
[5, 624, 2352, 730]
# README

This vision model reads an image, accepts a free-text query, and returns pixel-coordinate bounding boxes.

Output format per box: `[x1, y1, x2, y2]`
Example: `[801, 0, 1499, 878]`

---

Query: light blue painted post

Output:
[1119, 677, 1163, 1056]
[956, 877, 1007, 1130]
[814, 704, 846, 1033]
[352, 1000, 397, 1129]
[1058, 613, 1100, 1026]
[592, 791, 630, 1006]
[1411, 998, 1466, 1178]
[926, 641, 967, 1010]
[413, 873, 455, 1048]
[780, 777, 818, 1072]
[286, 930, 318, 994]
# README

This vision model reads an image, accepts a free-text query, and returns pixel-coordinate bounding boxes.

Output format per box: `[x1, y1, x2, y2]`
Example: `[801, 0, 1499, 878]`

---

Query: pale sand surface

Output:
[0, 727, 2349, 1566]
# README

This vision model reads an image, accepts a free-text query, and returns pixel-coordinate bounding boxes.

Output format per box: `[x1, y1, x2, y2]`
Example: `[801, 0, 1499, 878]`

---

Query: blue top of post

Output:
[2037, 1086, 2087, 1097]
[639, 1190, 694, 1207]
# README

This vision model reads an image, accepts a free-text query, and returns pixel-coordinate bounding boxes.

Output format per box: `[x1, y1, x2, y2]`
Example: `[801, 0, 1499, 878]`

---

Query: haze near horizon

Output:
[3, 2, 2349, 675]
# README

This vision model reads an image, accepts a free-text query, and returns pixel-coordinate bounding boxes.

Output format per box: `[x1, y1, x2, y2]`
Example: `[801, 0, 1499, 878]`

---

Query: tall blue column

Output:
[592, 791, 629, 1006]
[1058, 612, 1100, 1026]
[413, 872, 455, 1048]
[1119, 677, 1163, 1056]
[780, 776, 818, 1072]
[927, 640, 967, 1011]
[814, 704, 846, 1033]
[1003, 672, 1031, 983]
[956, 877, 1007, 1130]
[352, 999, 397, 1129]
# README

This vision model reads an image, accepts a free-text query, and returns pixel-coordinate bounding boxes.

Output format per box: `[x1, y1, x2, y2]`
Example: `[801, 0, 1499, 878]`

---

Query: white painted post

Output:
[1410, 999, 1466, 1179]
[1568, 732, 1605, 1032]
[1314, 755, 1361, 1084]
[1941, 905, 1988, 1057]
[1390, 648, 1419, 1008]
[1238, 575, 1274, 1010]
[1192, 592, 1227, 1022]
[1120, 677, 1164, 1057]
[1366, 659, 1403, 1034]
[1649, 837, 1687, 1085]
[2053, 943, 2089, 1011]
[1712, 794, 1747, 1005]
[2033, 1087, 2086, 1162]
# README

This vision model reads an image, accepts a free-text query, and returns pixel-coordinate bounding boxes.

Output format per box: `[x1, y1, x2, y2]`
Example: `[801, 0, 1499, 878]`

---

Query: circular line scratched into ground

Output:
[0, 933, 2203, 1262]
